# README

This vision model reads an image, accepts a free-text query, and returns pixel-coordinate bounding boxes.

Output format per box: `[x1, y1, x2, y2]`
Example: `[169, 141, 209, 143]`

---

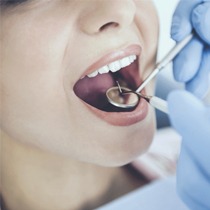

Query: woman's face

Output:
[0, 0, 159, 166]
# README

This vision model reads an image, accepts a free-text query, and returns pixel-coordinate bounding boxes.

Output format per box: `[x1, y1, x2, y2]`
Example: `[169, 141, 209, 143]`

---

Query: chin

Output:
[88, 110, 156, 167]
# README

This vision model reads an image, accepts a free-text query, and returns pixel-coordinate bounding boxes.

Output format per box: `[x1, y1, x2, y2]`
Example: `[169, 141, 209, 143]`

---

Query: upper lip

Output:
[81, 44, 141, 78]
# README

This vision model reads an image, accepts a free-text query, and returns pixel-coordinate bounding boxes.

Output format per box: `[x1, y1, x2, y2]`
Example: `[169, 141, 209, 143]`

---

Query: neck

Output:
[0, 132, 122, 210]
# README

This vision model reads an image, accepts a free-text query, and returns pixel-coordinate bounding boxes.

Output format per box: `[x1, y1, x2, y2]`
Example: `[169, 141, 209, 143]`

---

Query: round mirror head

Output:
[106, 86, 140, 109]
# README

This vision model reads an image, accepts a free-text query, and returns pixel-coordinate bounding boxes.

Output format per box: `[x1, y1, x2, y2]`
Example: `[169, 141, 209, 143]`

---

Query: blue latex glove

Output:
[168, 90, 210, 210]
[171, 0, 210, 98]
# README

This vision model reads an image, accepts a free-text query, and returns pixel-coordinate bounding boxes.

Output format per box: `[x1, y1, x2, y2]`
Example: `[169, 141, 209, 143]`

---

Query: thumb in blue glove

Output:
[171, 0, 210, 98]
[168, 90, 210, 210]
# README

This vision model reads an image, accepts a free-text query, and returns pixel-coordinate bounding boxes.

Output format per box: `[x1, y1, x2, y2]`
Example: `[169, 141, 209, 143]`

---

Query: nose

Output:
[79, 0, 136, 35]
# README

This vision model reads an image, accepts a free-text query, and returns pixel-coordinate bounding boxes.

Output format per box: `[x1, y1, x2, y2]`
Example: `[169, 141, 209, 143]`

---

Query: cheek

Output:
[0, 19, 72, 150]
[0, 13, 97, 159]
[0, 11, 82, 132]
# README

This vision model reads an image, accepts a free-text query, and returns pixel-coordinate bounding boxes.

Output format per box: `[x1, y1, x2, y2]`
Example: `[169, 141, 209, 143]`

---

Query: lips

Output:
[73, 45, 149, 126]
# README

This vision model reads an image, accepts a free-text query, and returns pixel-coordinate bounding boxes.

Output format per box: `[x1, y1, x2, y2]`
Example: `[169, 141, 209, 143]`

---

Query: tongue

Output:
[74, 73, 116, 110]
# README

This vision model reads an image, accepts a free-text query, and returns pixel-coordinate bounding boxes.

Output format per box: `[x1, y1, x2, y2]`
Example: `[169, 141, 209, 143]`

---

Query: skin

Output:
[0, 0, 159, 209]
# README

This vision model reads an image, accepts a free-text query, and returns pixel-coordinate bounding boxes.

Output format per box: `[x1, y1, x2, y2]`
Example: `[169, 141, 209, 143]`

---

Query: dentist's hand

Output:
[171, 0, 210, 98]
[168, 90, 210, 210]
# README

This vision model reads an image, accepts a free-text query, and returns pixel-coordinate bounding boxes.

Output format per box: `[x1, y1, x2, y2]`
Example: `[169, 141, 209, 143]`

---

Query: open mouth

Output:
[73, 54, 141, 112]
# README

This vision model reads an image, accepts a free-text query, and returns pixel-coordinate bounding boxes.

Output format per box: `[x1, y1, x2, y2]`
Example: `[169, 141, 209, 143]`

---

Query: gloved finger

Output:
[186, 47, 210, 98]
[173, 36, 203, 82]
[168, 90, 210, 165]
[192, 2, 210, 45]
[177, 146, 210, 210]
[171, 0, 202, 42]
[168, 90, 207, 133]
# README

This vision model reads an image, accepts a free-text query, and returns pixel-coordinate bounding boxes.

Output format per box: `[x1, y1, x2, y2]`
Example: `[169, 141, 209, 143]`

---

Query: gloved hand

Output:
[171, 0, 210, 98]
[168, 90, 210, 210]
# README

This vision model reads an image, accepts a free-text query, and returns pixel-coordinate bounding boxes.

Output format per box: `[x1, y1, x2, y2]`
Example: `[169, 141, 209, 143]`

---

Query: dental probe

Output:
[136, 32, 194, 93]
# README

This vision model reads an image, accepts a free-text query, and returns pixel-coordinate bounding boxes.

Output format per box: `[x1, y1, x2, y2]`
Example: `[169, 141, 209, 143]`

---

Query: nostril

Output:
[99, 22, 119, 32]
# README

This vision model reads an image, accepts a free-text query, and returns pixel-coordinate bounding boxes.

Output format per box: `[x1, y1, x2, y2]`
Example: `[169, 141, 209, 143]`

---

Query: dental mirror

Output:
[106, 82, 168, 114]
[106, 86, 140, 109]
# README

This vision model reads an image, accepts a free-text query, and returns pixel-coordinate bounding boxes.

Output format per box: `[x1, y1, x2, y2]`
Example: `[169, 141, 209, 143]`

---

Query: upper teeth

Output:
[87, 55, 137, 78]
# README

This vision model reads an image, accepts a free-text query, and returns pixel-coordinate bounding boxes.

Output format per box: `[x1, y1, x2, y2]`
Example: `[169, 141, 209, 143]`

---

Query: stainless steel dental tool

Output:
[106, 83, 168, 114]
[136, 32, 194, 93]
[106, 33, 194, 113]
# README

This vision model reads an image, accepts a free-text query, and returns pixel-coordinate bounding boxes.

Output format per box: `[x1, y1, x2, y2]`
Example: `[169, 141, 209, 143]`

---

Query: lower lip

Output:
[84, 96, 149, 126]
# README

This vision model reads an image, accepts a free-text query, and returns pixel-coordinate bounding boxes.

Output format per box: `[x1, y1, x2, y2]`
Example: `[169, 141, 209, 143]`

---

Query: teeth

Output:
[87, 71, 98, 78]
[98, 66, 109, 74]
[130, 55, 136, 63]
[108, 61, 121, 72]
[87, 54, 137, 78]
[120, 57, 131, 68]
